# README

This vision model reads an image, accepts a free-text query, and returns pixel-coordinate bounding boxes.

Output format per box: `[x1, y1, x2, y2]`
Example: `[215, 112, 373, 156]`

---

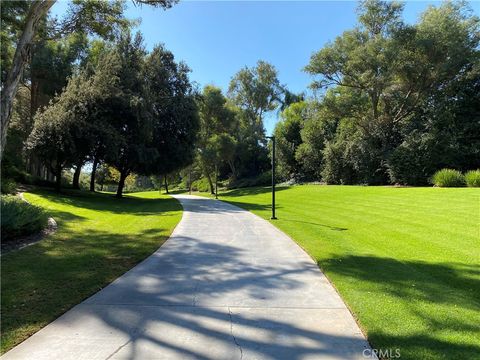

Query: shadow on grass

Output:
[321, 255, 480, 359]
[4, 233, 372, 359]
[322, 255, 479, 309]
[29, 189, 179, 215]
[1, 189, 182, 352]
[4, 195, 478, 359]
[218, 199, 282, 213]
[0, 225, 172, 352]
[222, 185, 290, 197]
[283, 219, 348, 231]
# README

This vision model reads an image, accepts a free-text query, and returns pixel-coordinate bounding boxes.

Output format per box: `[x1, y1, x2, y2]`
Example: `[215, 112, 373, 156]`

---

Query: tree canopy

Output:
[3, 0, 480, 194]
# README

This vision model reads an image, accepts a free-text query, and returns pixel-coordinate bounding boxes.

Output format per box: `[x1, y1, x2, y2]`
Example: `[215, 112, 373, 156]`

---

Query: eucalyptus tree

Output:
[228, 61, 282, 177]
[228, 60, 282, 142]
[197, 85, 237, 192]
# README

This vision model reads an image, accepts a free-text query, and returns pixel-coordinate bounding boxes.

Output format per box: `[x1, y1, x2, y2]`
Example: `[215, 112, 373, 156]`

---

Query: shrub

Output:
[227, 171, 272, 189]
[465, 170, 480, 187]
[431, 169, 465, 187]
[386, 134, 435, 186]
[191, 177, 213, 193]
[1, 195, 48, 241]
[1, 179, 17, 194]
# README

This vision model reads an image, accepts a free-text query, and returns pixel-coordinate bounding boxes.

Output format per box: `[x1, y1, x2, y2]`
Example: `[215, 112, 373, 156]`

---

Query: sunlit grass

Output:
[0, 189, 182, 353]
[212, 185, 480, 360]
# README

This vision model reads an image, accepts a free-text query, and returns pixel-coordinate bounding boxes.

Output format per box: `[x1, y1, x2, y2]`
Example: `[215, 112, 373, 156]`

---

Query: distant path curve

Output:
[2, 194, 372, 360]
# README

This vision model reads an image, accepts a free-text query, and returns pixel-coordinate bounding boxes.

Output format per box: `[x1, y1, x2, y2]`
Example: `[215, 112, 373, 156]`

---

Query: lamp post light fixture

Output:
[266, 135, 277, 220]
[189, 166, 192, 195]
[215, 162, 218, 199]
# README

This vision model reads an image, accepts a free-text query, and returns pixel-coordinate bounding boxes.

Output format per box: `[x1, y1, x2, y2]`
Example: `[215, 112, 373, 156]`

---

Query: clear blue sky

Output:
[51, 0, 480, 134]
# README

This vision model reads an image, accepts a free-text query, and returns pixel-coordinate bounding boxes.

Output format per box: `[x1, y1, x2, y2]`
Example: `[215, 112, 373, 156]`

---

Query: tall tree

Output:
[273, 101, 307, 181]
[304, 0, 479, 184]
[139, 44, 199, 194]
[228, 60, 282, 142]
[228, 60, 282, 177]
[100, 32, 146, 197]
[25, 44, 123, 191]
[25, 93, 77, 192]
[105, 36, 199, 198]
[197, 85, 238, 192]
[1, 0, 178, 159]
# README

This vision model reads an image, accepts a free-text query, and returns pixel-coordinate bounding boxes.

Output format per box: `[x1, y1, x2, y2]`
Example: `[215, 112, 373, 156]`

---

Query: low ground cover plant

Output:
[1, 195, 48, 241]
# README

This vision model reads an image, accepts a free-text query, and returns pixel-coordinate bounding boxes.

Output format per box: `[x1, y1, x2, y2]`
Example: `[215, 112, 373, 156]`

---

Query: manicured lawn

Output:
[0, 189, 182, 353]
[213, 185, 480, 360]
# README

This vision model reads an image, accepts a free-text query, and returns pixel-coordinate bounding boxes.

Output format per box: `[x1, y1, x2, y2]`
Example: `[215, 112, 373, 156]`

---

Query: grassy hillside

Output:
[214, 185, 480, 360]
[1, 189, 182, 353]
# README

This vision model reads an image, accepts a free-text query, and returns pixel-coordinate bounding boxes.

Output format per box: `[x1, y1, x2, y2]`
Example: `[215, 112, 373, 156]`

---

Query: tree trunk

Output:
[116, 170, 128, 198]
[72, 162, 82, 189]
[0, 0, 55, 159]
[55, 163, 62, 192]
[164, 175, 169, 194]
[228, 159, 237, 180]
[90, 157, 99, 192]
[206, 172, 215, 194]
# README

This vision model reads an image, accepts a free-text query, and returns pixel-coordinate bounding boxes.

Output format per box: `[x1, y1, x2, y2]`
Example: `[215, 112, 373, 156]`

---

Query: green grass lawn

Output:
[0, 189, 182, 353]
[210, 185, 480, 360]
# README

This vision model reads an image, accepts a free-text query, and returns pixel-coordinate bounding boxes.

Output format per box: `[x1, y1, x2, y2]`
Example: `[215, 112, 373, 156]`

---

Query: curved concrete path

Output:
[3, 195, 372, 360]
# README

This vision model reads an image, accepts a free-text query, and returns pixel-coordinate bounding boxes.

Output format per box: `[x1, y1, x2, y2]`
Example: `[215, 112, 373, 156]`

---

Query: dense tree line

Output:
[26, 33, 198, 196]
[190, 61, 304, 192]
[274, 1, 479, 185]
[0, 0, 177, 157]
[2, 0, 479, 196]
[2, 0, 199, 197]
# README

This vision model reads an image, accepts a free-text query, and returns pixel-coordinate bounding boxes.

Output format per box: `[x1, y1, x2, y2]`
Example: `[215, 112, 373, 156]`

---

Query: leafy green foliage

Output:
[196, 85, 238, 192]
[431, 169, 465, 187]
[300, 0, 480, 185]
[273, 102, 306, 181]
[31, 33, 89, 111]
[191, 177, 213, 193]
[1, 195, 48, 241]
[103, 35, 198, 197]
[26, 94, 77, 189]
[227, 171, 271, 189]
[26, 33, 198, 197]
[0, 1, 29, 84]
[228, 61, 282, 178]
[1, 179, 17, 194]
[465, 170, 480, 187]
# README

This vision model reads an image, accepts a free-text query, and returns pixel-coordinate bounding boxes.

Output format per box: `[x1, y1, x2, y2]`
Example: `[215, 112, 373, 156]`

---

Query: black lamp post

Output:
[266, 135, 277, 220]
[215, 162, 218, 199]
[189, 166, 192, 195]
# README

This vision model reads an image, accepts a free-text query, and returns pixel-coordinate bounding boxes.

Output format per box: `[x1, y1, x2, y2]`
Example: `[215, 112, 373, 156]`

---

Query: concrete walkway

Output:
[3, 195, 372, 360]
